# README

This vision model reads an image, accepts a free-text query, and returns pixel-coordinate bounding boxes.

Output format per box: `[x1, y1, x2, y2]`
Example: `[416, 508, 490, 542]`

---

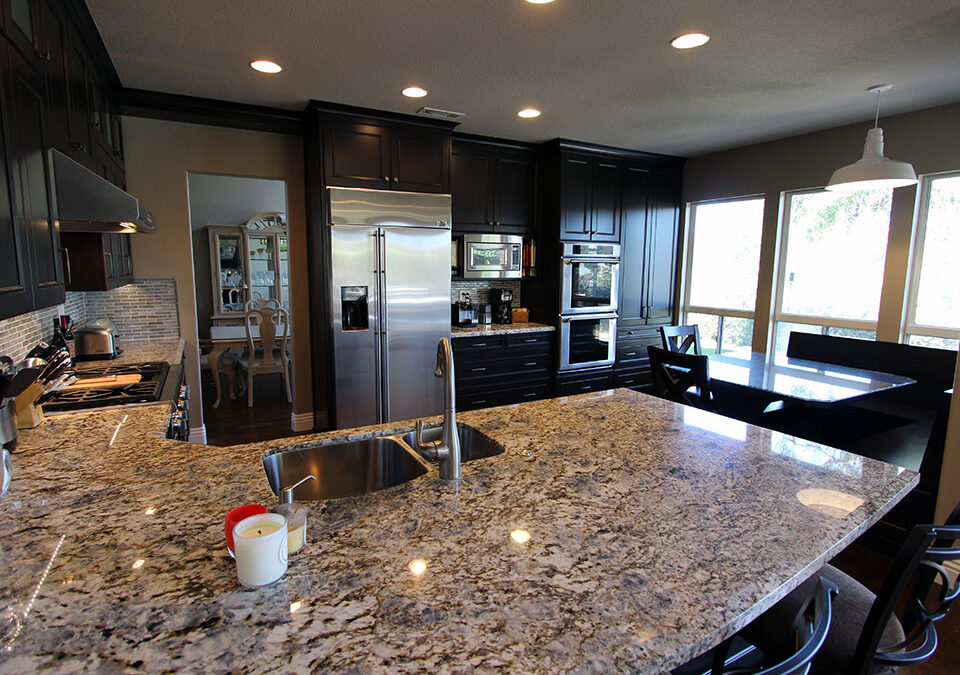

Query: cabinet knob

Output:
[384, 176, 390, 182]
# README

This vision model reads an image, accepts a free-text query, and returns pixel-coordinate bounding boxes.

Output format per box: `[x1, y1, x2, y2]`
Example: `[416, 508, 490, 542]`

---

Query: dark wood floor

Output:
[831, 542, 960, 675]
[199, 370, 313, 446]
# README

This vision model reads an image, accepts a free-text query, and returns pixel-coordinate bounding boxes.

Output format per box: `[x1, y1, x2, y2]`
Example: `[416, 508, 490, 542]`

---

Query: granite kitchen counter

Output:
[0, 390, 917, 673]
[451, 321, 555, 337]
[73, 337, 185, 371]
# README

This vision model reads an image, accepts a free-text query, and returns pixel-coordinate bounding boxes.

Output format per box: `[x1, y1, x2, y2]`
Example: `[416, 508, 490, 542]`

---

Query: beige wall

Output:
[121, 117, 312, 435]
[680, 101, 960, 521]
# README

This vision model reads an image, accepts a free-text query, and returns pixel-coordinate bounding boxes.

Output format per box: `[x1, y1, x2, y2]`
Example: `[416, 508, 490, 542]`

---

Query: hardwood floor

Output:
[199, 370, 313, 446]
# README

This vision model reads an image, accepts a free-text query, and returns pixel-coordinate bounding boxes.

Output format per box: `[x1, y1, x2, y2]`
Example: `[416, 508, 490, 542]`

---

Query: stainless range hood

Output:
[49, 148, 155, 234]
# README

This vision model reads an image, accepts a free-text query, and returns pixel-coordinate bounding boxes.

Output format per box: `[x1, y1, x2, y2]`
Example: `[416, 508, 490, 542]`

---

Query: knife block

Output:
[14, 383, 45, 429]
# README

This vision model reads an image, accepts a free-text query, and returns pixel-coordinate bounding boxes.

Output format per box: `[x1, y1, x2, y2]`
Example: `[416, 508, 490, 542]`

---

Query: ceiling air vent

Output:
[417, 107, 466, 122]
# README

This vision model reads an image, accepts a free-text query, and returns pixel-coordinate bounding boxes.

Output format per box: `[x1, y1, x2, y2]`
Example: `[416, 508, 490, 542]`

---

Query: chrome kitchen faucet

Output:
[414, 337, 461, 480]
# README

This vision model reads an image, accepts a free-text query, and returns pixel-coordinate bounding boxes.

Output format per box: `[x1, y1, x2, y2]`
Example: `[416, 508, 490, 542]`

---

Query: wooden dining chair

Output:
[741, 501, 960, 675]
[238, 304, 292, 407]
[648, 345, 714, 410]
[661, 324, 702, 355]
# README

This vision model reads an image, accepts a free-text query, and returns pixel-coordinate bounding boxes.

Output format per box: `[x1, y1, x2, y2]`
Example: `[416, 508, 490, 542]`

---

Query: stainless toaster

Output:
[75, 319, 121, 360]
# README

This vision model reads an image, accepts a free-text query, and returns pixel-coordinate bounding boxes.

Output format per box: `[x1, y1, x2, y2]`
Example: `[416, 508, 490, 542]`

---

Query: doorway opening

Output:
[187, 172, 301, 445]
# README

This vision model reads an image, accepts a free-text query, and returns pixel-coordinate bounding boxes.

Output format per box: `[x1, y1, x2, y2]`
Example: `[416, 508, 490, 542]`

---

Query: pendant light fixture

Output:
[825, 84, 917, 191]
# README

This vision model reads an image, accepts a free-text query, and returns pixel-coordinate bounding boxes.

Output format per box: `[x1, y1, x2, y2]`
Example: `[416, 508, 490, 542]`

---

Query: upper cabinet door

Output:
[36, 0, 70, 149]
[451, 144, 491, 229]
[643, 170, 681, 324]
[590, 159, 621, 242]
[391, 126, 450, 193]
[493, 152, 535, 234]
[324, 120, 391, 190]
[64, 27, 91, 160]
[2, 0, 41, 62]
[5, 42, 63, 309]
[618, 164, 651, 323]
[0, 48, 31, 319]
[560, 154, 591, 240]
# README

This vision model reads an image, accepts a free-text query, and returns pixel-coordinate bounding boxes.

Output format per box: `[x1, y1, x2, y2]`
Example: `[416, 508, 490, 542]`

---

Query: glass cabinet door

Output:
[246, 234, 278, 304]
[215, 231, 245, 314]
[279, 234, 290, 311]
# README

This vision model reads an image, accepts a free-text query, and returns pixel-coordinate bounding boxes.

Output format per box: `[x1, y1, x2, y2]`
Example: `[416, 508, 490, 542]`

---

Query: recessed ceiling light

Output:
[517, 108, 541, 119]
[402, 86, 428, 98]
[670, 32, 710, 49]
[249, 60, 282, 74]
[526, 0, 556, 4]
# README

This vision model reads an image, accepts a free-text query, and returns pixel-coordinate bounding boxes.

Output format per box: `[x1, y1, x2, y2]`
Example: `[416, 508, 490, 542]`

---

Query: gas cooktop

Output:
[44, 362, 170, 412]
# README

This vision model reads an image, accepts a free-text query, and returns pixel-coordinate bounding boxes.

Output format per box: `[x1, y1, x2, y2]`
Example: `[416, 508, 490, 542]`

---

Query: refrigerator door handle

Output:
[373, 231, 383, 423]
[378, 230, 390, 421]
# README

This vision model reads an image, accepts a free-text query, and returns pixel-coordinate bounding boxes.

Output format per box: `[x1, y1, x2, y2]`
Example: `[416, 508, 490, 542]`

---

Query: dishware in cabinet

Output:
[209, 226, 247, 318]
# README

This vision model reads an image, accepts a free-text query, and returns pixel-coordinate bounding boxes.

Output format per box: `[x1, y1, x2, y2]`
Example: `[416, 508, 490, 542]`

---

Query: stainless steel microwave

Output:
[462, 234, 522, 279]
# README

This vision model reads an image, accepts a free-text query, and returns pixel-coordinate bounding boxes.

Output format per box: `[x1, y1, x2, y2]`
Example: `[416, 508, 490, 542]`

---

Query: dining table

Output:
[207, 325, 291, 408]
[707, 351, 916, 406]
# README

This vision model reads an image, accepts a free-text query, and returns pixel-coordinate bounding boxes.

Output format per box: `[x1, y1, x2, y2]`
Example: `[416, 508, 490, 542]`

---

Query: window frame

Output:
[770, 187, 892, 352]
[681, 195, 765, 354]
[902, 170, 960, 343]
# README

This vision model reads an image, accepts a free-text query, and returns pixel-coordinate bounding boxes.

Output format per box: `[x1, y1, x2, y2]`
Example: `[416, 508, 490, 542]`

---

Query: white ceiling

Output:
[85, 0, 960, 157]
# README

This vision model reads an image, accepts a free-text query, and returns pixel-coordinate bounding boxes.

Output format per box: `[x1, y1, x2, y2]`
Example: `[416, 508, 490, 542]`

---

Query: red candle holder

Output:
[224, 504, 267, 558]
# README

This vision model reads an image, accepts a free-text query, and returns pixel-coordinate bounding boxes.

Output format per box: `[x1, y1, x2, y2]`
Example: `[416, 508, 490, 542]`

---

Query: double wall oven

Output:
[558, 243, 620, 371]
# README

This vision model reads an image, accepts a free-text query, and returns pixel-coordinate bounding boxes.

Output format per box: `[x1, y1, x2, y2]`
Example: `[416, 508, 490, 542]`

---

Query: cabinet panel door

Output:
[451, 145, 490, 229]
[560, 154, 591, 240]
[590, 159, 620, 241]
[37, 0, 70, 150]
[494, 152, 535, 234]
[618, 165, 650, 322]
[644, 170, 680, 324]
[391, 127, 449, 193]
[0, 50, 31, 319]
[323, 121, 390, 190]
[3, 0, 40, 61]
[6, 44, 62, 308]
[65, 29, 91, 160]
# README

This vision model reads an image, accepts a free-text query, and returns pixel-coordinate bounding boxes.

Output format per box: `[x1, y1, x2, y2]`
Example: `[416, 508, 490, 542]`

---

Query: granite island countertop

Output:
[0, 390, 917, 673]
[451, 321, 555, 337]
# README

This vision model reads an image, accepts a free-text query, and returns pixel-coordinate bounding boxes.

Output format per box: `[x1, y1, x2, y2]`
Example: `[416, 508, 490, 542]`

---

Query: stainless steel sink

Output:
[262, 437, 432, 502]
[399, 423, 504, 463]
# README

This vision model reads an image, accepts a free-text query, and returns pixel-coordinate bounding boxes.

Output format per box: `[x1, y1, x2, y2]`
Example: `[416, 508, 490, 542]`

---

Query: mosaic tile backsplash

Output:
[0, 279, 179, 363]
[451, 280, 521, 306]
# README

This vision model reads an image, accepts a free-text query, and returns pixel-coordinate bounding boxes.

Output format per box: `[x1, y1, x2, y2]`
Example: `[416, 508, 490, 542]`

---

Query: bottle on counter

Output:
[271, 475, 317, 555]
[59, 315, 75, 361]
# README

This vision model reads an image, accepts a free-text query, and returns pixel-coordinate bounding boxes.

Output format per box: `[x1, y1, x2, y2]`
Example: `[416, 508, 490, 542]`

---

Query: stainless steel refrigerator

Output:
[329, 187, 452, 429]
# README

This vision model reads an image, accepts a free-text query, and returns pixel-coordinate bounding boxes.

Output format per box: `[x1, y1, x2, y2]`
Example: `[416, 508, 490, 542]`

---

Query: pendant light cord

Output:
[873, 91, 882, 129]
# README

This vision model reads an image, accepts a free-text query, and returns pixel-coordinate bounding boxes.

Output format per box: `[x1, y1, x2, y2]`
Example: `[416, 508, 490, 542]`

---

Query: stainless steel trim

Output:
[462, 233, 523, 279]
[378, 230, 390, 422]
[558, 313, 618, 372]
[50, 148, 155, 233]
[560, 255, 621, 315]
[329, 187, 452, 229]
[374, 232, 383, 423]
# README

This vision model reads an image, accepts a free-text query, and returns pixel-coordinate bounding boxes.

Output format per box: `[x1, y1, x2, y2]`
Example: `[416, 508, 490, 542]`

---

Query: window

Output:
[772, 188, 892, 356]
[682, 197, 764, 355]
[904, 171, 960, 351]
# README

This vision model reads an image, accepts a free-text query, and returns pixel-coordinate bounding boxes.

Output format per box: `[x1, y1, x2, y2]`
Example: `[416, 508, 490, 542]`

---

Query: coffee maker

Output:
[451, 291, 478, 327]
[491, 288, 513, 324]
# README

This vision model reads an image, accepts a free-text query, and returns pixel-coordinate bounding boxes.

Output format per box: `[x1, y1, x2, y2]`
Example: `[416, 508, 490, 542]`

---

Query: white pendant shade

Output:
[825, 127, 918, 191]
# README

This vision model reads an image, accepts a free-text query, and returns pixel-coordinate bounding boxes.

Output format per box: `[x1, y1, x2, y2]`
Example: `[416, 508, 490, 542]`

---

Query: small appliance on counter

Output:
[451, 291, 478, 327]
[75, 318, 122, 361]
[478, 303, 493, 324]
[491, 288, 514, 324]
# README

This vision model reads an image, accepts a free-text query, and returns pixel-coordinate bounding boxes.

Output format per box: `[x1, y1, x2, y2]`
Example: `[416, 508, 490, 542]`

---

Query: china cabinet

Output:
[208, 212, 289, 325]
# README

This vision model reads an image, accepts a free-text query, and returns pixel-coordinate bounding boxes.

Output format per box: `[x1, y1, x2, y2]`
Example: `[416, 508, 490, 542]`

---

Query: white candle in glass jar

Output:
[233, 513, 288, 587]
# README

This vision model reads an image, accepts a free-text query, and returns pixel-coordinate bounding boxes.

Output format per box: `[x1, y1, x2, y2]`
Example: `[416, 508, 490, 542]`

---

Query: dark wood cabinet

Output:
[60, 230, 132, 291]
[2, 0, 41, 63]
[453, 332, 554, 411]
[558, 152, 621, 242]
[451, 139, 536, 234]
[0, 46, 29, 319]
[4, 40, 62, 308]
[555, 369, 614, 396]
[324, 116, 450, 193]
[619, 162, 681, 326]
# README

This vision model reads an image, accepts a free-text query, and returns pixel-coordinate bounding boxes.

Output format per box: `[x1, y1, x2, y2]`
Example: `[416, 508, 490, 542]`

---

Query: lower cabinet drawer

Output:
[614, 369, 651, 390]
[555, 372, 614, 396]
[458, 381, 552, 411]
